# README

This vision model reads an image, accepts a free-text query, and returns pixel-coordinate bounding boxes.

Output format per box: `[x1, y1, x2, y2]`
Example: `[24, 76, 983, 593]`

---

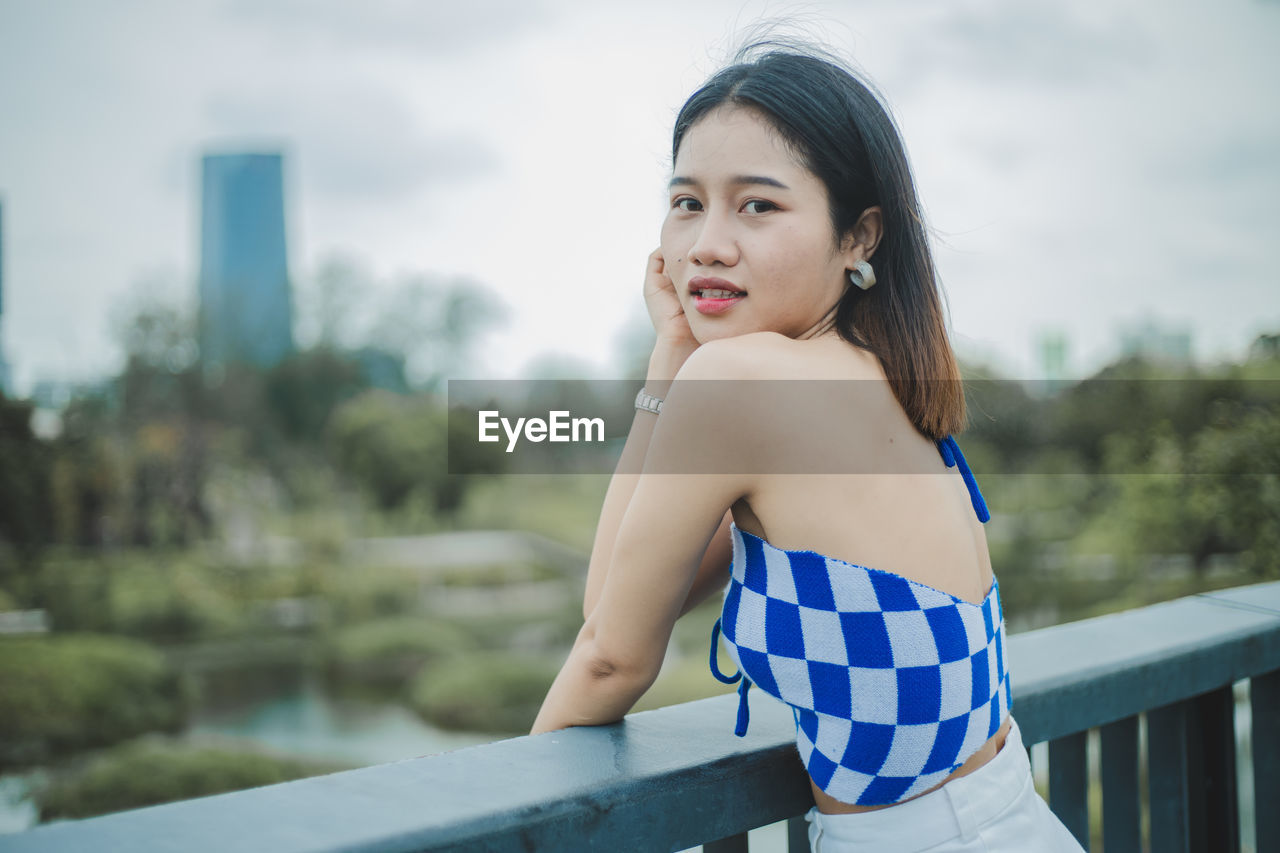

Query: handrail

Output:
[6, 581, 1279, 853]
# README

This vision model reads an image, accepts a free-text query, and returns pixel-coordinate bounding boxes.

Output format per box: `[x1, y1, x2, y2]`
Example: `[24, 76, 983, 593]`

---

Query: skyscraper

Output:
[1037, 328, 1069, 381]
[198, 153, 294, 371]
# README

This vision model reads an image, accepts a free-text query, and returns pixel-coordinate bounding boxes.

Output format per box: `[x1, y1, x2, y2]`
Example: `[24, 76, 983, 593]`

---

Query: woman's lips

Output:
[689, 277, 746, 316]
[691, 292, 746, 315]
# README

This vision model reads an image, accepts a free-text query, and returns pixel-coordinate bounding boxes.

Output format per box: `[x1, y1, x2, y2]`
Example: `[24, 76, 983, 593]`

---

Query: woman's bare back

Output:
[718, 332, 1006, 814]
[724, 332, 994, 607]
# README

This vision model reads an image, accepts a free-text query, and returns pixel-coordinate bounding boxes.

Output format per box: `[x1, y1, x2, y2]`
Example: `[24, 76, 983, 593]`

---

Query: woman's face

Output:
[660, 105, 859, 343]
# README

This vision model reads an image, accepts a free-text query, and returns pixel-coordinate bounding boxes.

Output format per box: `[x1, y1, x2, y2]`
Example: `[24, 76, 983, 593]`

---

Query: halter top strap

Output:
[937, 435, 991, 523]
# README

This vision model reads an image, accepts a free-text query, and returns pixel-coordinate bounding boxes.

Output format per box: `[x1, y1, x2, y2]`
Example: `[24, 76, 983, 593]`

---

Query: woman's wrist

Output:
[646, 338, 697, 397]
[641, 377, 672, 401]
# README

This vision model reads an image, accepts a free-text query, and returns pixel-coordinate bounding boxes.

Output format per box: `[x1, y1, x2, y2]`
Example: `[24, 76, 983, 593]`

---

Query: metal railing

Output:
[7, 581, 1279, 853]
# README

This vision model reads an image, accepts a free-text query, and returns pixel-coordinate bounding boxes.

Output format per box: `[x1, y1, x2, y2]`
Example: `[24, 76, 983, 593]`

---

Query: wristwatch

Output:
[634, 388, 664, 416]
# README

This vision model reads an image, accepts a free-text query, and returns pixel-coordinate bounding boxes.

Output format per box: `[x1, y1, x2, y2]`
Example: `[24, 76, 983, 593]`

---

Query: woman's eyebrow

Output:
[668, 175, 791, 190]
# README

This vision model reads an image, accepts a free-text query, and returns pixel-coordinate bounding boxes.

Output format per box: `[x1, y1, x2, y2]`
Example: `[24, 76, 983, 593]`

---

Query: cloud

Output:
[203, 85, 499, 200]
[222, 0, 553, 55]
[884, 1, 1154, 94]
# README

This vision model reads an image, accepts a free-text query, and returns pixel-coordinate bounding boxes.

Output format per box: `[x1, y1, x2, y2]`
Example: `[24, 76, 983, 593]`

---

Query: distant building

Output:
[1036, 328, 1070, 381]
[0, 196, 10, 395]
[1118, 317, 1193, 365]
[198, 153, 294, 371]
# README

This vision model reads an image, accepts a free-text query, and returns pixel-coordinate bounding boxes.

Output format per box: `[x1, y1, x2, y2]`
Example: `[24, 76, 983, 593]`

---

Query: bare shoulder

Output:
[652, 334, 787, 462]
[672, 332, 788, 382]
[677, 332, 883, 382]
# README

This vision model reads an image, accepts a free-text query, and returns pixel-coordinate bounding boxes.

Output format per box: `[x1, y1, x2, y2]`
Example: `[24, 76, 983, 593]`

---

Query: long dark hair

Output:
[672, 44, 965, 440]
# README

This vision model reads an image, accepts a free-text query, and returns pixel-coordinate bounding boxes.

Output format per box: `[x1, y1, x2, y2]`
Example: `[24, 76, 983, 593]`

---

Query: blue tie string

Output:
[709, 618, 743, 684]
[709, 617, 751, 736]
[734, 677, 751, 737]
[938, 435, 991, 523]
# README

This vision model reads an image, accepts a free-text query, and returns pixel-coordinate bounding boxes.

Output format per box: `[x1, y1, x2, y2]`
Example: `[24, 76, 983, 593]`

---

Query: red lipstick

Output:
[689, 276, 747, 316]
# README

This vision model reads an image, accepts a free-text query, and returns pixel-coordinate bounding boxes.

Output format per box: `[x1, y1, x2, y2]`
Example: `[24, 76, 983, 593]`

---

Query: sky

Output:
[0, 0, 1277, 392]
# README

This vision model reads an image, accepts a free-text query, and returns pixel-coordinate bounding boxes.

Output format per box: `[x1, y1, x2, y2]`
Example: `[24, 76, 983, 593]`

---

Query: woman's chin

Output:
[691, 324, 747, 344]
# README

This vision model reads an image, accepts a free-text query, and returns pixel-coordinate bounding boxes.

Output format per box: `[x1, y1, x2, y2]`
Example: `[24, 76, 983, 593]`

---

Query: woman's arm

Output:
[581, 348, 734, 622]
[532, 339, 759, 735]
[581, 249, 729, 621]
[676, 510, 734, 617]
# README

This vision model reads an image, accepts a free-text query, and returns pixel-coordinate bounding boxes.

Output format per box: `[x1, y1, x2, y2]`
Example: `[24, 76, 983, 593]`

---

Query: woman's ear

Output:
[841, 205, 884, 264]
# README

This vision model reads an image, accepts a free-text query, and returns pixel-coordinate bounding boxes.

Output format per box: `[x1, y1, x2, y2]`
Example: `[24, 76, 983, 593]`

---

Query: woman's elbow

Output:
[578, 627, 661, 686]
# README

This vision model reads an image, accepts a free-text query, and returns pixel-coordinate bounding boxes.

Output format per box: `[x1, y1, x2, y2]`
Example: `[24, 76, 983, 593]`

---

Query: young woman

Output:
[531, 44, 1084, 853]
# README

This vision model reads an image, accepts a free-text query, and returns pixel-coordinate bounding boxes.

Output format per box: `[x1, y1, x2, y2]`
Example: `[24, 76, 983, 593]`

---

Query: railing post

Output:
[1149, 699, 1193, 853]
[1254, 669, 1280, 853]
[703, 832, 748, 853]
[1049, 730, 1090, 850]
[786, 815, 811, 852]
[1192, 686, 1238, 853]
[1100, 715, 1140, 853]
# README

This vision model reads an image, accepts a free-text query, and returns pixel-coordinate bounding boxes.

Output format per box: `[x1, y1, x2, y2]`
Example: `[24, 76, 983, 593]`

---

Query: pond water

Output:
[187, 669, 506, 767]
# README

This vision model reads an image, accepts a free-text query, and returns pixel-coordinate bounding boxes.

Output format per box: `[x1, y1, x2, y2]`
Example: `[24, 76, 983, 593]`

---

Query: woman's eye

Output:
[672, 197, 702, 212]
[743, 200, 777, 214]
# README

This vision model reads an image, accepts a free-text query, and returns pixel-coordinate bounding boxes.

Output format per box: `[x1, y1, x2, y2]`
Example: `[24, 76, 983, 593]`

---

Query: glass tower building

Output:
[198, 153, 294, 370]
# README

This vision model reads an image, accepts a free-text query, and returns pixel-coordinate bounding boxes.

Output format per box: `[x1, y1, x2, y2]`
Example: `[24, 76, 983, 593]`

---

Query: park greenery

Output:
[0, 634, 188, 767]
[34, 736, 352, 822]
[0, 279, 1277, 827]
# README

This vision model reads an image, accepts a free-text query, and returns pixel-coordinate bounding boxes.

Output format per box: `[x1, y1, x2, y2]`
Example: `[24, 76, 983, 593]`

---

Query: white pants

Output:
[803, 716, 1085, 852]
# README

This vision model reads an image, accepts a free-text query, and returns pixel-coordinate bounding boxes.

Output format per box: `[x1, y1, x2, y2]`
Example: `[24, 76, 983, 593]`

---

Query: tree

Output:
[0, 394, 53, 593]
[366, 274, 508, 392]
[111, 281, 201, 424]
[1187, 407, 1280, 577]
[294, 255, 370, 351]
[328, 390, 504, 514]
[264, 347, 368, 442]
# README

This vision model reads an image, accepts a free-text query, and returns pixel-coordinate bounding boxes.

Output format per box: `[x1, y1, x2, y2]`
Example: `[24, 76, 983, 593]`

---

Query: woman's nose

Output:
[688, 214, 739, 267]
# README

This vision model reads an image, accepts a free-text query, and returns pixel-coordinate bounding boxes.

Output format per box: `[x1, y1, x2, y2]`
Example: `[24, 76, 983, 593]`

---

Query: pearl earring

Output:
[848, 260, 877, 291]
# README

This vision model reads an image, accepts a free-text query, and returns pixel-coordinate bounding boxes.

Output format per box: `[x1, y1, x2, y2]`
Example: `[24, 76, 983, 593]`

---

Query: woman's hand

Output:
[642, 248, 699, 385]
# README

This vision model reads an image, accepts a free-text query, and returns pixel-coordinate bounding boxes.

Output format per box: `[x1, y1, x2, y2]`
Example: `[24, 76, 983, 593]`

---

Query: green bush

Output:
[319, 566, 424, 625]
[31, 556, 115, 634]
[107, 563, 245, 641]
[327, 616, 475, 687]
[0, 634, 188, 768]
[35, 735, 353, 821]
[409, 651, 562, 734]
[35, 555, 248, 641]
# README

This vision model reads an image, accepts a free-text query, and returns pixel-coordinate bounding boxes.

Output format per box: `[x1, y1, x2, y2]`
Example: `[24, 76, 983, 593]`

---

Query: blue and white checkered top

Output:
[707, 435, 1011, 806]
